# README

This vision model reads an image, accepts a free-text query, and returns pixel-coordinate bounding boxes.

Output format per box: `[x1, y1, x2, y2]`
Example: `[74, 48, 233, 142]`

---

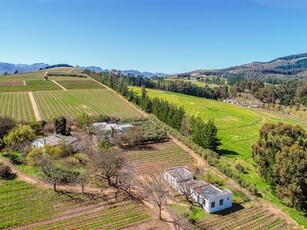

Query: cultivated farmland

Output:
[127, 141, 195, 173]
[131, 86, 307, 176]
[34, 89, 143, 120]
[131, 86, 307, 226]
[0, 179, 158, 230]
[0, 92, 35, 121]
[197, 202, 295, 230]
[0, 80, 61, 93]
[54, 79, 105, 90]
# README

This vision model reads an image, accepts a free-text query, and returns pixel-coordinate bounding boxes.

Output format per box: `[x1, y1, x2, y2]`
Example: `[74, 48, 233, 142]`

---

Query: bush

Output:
[3, 124, 35, 151]
[2, 152, 25, 165]
[0, 163, 16, 179]
[28, 121, 46, 135]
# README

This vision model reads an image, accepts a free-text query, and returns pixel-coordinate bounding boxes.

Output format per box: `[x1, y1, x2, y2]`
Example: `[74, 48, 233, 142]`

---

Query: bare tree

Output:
[141, 172, 170, 220]
[175, 172, 201, 210]
[90, 149, 137, 197]
[140, 172, 193, 230]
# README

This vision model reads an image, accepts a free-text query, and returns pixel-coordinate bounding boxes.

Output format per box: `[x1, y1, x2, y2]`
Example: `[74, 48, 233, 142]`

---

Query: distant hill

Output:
[188, 53, 307, 80]
[120, 70, 168, 78]
[0, 62, 48, 74]
[0, 61, 168, 77]
[75, 65, 109, 73]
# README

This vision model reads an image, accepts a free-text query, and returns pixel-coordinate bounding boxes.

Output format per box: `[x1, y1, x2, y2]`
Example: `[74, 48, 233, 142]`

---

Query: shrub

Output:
[2, 152, 25, 165]
[4, 124, 35, 151]
[0, 163, 16, 179]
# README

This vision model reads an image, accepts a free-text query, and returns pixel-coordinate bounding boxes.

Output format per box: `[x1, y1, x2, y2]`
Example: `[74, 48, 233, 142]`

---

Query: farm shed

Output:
[165, 167, 232, 213]
[92, 122, 133, 132]
[31, 134, 78, 148]
[164, 167, 193, 191]
[190, 181, 232, 213]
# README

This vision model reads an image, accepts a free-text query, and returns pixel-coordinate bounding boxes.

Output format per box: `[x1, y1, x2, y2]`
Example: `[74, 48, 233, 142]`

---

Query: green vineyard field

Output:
[34, 89, 144, 120]
[0, 179, 152, 230]
[127, 141, 195, 173]
[0, 92, 36, 121]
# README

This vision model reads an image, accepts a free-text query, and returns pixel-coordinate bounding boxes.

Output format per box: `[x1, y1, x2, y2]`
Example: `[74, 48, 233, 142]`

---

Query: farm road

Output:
[28, 92, 42, 121]
[52, 80, 68, 91]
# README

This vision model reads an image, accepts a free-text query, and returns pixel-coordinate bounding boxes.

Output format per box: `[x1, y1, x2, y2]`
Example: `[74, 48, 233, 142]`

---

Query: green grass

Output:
[55, 79, 104, 90]
[34, 89, 144, 120]
[0, 179, 152, 229]
[131, 86, 307, 227]
[0, 92, 36, 121]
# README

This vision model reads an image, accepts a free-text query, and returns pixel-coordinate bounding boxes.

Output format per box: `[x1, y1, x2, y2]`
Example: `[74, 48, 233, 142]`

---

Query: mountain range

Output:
[1, 53, 307, 79]
[0, 62, 168, 78]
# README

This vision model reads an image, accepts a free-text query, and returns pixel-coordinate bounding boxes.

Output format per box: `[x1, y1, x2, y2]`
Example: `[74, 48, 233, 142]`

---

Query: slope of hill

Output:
[188, 53, 307, 80]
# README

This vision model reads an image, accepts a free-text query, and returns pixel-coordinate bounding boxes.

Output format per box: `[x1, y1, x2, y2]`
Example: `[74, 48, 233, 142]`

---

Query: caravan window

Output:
[219, 199, 224, 206]
[211, 202, 215, 208]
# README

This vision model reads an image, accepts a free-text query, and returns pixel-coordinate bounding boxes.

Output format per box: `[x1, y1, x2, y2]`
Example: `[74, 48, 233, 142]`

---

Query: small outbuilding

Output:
[164, 167, 193, 191]
[92, 122, 133, 132]
[190, 181, 232, 213]
[31, 134, 78, 148]
[165, 167, 232, 213]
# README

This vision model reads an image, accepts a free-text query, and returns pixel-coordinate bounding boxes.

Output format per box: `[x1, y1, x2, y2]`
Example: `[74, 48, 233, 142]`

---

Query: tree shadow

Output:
[218, 149, 239, 156]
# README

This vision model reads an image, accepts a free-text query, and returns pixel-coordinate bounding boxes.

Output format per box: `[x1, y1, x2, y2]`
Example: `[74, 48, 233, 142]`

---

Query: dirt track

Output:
[28, 92, 42, 121]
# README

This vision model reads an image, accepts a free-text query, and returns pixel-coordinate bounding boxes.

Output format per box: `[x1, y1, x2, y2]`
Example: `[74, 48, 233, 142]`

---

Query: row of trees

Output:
[252, 123, 307, 210]
[106, 73, 229, 100]
[46, 72, 87, 78]
[89, 71, 221, 152]
[232, 79, 307, 106]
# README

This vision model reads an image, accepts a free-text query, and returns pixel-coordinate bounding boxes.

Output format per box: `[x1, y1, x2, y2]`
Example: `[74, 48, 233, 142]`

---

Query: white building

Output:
[164, 167, 193, 191]
[165, 167, 232, 213]
[31, 135, 78, 148]
[190, 180, 232, 213]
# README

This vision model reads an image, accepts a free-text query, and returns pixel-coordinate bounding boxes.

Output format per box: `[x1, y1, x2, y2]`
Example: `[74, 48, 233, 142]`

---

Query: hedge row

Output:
[46, 72, 87, 78]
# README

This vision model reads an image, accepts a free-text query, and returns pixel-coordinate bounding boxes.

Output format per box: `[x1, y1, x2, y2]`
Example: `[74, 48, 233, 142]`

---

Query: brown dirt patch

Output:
[0, 80, 24, 86]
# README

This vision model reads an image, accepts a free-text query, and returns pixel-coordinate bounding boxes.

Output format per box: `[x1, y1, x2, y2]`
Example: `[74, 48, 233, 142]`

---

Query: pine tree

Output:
[203, 119, 221, 151]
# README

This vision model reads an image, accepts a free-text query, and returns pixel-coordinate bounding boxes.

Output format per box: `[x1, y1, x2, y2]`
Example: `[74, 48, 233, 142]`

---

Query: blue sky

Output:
[1, 0, 307, 73]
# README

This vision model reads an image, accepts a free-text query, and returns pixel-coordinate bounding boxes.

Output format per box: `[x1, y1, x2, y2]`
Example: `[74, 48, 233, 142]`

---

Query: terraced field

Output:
[34, 89, 143, 120]
[197, 203, 295, 230]
[0, 179, 155, 230]
[0, 92, 35, 121]
[126, 141, 195, 173]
